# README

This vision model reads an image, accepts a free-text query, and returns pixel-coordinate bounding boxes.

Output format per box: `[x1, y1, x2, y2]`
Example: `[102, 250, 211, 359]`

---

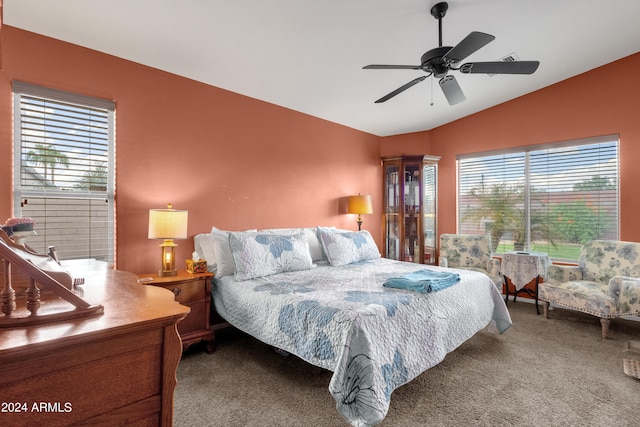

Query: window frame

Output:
[12, 81, 116, 263]
[456, 135, 620, 262]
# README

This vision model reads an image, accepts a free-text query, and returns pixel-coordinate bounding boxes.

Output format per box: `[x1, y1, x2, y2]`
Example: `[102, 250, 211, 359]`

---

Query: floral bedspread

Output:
[212, 258, 511, 426]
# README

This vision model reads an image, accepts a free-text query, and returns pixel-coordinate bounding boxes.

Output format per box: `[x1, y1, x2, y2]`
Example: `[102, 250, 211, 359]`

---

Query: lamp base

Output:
[158, 269, 178, 277]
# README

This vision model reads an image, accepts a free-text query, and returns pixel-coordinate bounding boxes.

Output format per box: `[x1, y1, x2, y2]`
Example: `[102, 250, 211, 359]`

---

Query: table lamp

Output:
[347, 194, 373, 231]
[148, 203, 188, 276]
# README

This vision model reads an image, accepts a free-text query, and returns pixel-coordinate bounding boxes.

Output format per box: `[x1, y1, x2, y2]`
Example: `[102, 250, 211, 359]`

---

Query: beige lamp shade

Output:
[348, 194, 373, 215]
[148, 204, 188, 240]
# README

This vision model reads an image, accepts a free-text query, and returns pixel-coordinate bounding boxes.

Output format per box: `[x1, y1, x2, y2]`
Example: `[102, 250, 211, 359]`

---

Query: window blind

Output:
[13, 82, 115, 262]
[457, 136, 619, 261]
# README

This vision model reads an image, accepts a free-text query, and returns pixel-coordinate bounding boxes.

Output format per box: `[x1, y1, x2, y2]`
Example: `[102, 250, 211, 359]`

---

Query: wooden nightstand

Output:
[138, 270, 215, 353]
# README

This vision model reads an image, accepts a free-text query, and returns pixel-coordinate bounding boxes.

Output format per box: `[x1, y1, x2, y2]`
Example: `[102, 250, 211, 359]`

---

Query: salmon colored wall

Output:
[383, 53, 640, 243]
[0, 26, 382, 274]
[380, 131, 431, 157]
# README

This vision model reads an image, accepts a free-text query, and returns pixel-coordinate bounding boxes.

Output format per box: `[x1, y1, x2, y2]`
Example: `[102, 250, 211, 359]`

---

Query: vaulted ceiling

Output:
[4, 0, 640, 136]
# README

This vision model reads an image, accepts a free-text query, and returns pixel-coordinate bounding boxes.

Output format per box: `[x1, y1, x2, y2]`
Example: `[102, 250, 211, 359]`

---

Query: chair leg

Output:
[600, 318, 610, 339]
[542, 301, 550, 318]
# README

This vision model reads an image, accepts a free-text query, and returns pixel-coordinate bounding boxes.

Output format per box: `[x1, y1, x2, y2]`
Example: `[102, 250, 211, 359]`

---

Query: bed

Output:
[194, 226, 511, 426]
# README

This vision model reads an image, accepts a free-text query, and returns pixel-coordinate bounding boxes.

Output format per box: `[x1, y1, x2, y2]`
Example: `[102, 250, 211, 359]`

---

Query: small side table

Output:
[500, 251, 551, 314]
[138, 270, 216, 353]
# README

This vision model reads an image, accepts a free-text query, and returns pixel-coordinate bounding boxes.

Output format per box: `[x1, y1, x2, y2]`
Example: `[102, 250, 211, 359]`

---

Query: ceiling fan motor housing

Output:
[421, 46, 452, 78]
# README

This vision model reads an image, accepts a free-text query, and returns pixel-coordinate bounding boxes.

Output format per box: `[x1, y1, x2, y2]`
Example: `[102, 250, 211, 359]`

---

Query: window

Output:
[13, 81, 115, 262]
[457, 136, 619, 261]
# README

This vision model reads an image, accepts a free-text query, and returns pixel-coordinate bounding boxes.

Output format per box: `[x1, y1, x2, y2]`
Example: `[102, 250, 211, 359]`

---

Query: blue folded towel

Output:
[383, 269, 460, 293]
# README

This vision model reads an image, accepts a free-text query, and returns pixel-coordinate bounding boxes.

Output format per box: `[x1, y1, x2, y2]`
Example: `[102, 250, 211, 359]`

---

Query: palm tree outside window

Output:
[26, 143, 70, 185]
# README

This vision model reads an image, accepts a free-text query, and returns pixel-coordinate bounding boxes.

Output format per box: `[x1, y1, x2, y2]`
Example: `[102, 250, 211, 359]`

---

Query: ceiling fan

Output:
[363, 2, 540, 105]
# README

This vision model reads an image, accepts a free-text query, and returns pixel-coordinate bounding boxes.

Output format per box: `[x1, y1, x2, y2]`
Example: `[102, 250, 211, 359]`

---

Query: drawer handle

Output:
[172, 288, 182, 296]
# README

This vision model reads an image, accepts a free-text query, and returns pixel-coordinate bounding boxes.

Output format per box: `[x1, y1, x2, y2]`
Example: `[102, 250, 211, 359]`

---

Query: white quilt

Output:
[213, 257, 511, 426]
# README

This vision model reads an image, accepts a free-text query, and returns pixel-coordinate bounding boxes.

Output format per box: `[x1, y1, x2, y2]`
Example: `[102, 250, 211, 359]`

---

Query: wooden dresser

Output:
[0, 263, 189, 426]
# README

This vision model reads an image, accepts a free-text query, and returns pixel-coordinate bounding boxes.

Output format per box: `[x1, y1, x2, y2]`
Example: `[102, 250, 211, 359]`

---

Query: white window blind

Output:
[12, 81, 115, 262]
[457, 136, 619, 261]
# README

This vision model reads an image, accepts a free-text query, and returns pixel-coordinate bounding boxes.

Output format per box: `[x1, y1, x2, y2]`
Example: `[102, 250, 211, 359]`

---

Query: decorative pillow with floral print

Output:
[318, 229, 380, 267]
[230, 231, 314, 281]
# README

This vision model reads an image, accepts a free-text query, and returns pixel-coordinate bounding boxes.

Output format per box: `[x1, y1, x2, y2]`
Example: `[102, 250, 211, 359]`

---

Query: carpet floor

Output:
[175, 301, 639, 426]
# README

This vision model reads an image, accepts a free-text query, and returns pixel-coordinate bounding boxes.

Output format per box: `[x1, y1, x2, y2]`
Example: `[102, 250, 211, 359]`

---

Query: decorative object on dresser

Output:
[1, 259, 188, 426]
[0, 229, 103, 327]
[539, 240, 640, 338]
[2, 216, 36, 235]
[138, 270, 217, 353]
[347, 193, 373, 231]
[148, 203, 188, 277]
[2, 217, 37, 246]
[438, 233, 502, 289]
[382, 155, 440, 264]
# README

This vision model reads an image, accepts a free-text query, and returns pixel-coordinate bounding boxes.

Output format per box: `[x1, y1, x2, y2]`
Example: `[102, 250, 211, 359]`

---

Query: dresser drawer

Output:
[164, 279, 206, 304]
[1, 329, 164, 426]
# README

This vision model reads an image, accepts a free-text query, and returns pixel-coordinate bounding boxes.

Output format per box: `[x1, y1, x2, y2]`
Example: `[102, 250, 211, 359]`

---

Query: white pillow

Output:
[193, 233, 217, 272]
[229, 231, 314, 281]
[317, 229, 380, 267]
[211, 226, 256, 277]
[304, 228, 324, 262]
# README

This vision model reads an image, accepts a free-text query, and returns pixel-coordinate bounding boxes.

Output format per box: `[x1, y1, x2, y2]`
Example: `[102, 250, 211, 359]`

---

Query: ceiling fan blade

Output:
[363, 64, 421, 70]
[443, 31, 495, 63]
[439, 75, 466, 105]
[460, 61, 540, 74]
[374, 76, 427, 103]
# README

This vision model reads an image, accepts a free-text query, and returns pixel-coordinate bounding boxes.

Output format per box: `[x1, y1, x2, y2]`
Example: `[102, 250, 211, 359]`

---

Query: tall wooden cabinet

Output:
[382, 155, 440, 265]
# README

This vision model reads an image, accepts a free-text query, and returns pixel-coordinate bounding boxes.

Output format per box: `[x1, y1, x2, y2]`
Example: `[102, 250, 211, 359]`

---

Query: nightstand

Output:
[138, 270, 215, 353]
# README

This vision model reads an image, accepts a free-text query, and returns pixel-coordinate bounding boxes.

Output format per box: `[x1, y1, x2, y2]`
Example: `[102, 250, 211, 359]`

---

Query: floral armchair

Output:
[438, 234, 502, 289]
[539, 240, 640, 338]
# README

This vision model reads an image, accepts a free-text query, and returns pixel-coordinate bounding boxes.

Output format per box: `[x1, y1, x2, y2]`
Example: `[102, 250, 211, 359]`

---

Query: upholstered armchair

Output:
[439, 234, 502, 289]
[539, 240, 640, 338]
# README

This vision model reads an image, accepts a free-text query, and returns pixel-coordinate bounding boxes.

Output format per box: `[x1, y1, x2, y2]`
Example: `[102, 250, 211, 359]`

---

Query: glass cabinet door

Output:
[403, 162, 421, 263]
[422, 162, 437, 265]
[384, 164, 400, 260]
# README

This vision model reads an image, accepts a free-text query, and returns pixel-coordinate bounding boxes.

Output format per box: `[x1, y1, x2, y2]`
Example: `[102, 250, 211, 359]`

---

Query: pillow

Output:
[315, 226, 338, 260]
[193, 232, 217, 272]
[318, 229, 380, 267]
[229, 231, 314, 281]
[304, 228, 324, 262]
[211, 226, 257, 277]
[259, 227, 324, 262]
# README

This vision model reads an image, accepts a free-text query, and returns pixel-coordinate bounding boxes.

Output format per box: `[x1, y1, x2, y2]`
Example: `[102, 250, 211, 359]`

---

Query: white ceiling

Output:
[4, 0, 640, 136]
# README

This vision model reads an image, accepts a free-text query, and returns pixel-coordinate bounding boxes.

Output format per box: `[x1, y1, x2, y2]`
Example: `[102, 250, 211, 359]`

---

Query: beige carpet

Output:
[175, 301, 640, 426]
